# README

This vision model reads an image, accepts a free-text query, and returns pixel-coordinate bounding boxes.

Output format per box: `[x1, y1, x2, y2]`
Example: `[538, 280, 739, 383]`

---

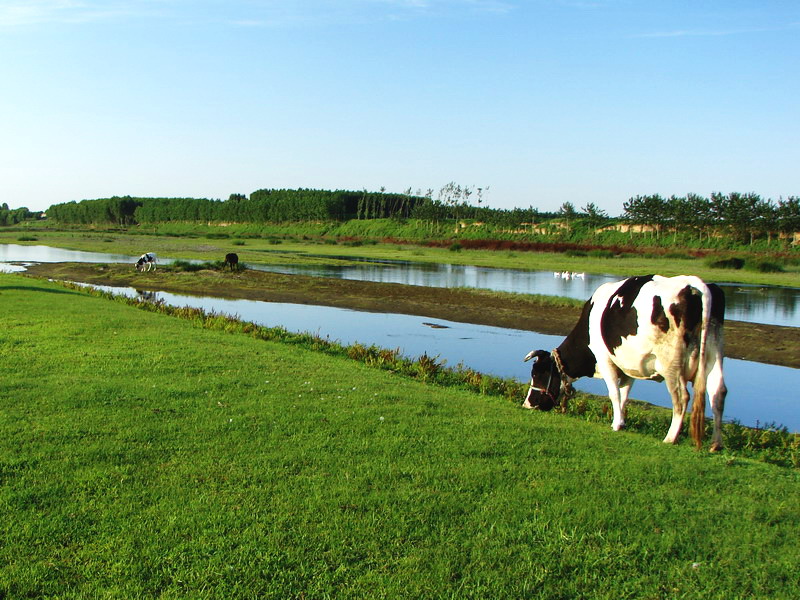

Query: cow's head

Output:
[522, 349, 562, 411]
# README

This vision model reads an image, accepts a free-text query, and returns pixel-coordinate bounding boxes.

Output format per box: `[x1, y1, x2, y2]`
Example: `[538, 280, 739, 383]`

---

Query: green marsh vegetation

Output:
[2, 274, 799, 598]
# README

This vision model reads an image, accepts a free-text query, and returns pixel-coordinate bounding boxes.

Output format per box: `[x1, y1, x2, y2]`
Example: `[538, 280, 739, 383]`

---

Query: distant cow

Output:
[135, 252, 157, 272]
[523, 275, 726, 450]
[224, 253, 239, 271]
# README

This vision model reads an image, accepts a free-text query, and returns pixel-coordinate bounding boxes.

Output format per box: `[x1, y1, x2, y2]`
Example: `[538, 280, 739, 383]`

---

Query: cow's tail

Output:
[690, 282, 712, 449]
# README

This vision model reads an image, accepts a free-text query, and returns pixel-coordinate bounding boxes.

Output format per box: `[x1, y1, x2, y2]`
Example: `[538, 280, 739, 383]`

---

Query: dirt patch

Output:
[23, 262, 800, 369]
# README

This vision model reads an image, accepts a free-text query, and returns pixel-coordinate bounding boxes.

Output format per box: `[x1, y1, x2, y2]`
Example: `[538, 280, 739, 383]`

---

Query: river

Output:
[3, 243, 798, 430]
[74, 283, 799, 432]
[2, 243, 798, 327]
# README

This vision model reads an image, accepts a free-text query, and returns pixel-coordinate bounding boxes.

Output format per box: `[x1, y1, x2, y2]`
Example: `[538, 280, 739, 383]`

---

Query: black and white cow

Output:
[135, 252, 157, 272]
[523, 275, 726, 450]
[224, 252, 239, 271]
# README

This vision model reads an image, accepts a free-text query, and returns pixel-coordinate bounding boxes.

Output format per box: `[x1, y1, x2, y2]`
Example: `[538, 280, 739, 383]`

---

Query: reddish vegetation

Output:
[380, 237, 710, 257]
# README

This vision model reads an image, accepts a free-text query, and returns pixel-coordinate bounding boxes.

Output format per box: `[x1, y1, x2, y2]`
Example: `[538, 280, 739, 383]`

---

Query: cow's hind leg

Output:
[707, 360, 727, 452]
[663, 374, 690, 444]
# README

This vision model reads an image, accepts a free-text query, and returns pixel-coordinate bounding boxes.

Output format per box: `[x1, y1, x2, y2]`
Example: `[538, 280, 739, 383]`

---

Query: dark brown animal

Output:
[223, 253, 239, 271]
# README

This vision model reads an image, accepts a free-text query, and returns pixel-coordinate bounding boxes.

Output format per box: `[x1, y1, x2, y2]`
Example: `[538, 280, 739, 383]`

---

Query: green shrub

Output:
[449, 242, 463, 252]
[170, 260, 220, 272]
[706, 256, 745, 270]
[745, 259, 784, 273]
[587, 249, 614, 259]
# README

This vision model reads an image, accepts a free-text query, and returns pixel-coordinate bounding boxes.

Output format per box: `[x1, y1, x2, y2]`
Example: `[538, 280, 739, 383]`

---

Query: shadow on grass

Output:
[0, 285, 80, 295]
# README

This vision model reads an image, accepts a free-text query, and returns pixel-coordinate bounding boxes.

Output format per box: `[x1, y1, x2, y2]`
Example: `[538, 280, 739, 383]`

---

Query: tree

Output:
[558, 201, 577, 225]
[665, 195, 693, 242]
[582, 202, 609, 231]
[777, 197, 800, 239]
[476, 187, 489, 208]
[753, 197, 778, 244]
[712, 192, 768, 244]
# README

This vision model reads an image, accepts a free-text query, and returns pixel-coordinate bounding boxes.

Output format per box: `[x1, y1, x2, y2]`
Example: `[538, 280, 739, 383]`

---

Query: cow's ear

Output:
[523, 350, 549, 363]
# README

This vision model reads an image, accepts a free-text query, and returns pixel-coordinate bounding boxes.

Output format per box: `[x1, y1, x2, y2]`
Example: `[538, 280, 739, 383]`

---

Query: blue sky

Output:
[1, 0, 797, 215]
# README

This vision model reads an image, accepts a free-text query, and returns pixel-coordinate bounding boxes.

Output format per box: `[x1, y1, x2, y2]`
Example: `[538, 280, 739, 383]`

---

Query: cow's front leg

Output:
[609, 388, 624, 430]
[618, 375, 634, 428]
[599, 365, 625, 431]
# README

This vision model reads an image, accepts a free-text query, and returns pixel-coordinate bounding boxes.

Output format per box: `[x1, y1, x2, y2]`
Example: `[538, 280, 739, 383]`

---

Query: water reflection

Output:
[0, 243, 137, 264]
[79, 283, 799, 432]
[251, 261, 800, 328]
[0, 262, 28, 273]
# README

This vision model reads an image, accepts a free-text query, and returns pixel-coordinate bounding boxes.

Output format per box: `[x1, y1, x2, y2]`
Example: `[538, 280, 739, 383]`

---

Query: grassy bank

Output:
[1, 274, 799, 598]
[23, 261, 800, 370]
[4, 224, 800, 287]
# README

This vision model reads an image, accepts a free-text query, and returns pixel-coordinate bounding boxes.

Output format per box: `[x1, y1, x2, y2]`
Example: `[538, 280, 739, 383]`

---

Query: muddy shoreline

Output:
[23, 262, 800, 369]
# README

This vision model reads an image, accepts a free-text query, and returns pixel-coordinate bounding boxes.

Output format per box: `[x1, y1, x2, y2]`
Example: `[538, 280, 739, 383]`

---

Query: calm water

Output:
[2, 243, 797, 327]
[78, 283, 800, 432]
[251, 259, 800, 328]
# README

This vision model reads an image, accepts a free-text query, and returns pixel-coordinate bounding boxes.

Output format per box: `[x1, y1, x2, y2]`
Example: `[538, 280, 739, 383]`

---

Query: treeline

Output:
[42, 188, 800, 246]
[0, 203, 40, 226]
[623, 193, 800, 244]
[45, 188, 551, 227]
[46, 190, 426, 225]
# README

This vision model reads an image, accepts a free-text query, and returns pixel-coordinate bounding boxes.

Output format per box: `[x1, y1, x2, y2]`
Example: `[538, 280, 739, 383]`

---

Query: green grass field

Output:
[2, 274, 800, 598]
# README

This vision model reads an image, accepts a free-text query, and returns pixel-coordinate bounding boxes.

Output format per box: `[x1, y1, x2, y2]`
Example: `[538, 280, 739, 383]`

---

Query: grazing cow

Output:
[523, 275, 726, 450]
[135, 252, 157, 272]
[224, 252, 239, 271]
